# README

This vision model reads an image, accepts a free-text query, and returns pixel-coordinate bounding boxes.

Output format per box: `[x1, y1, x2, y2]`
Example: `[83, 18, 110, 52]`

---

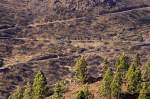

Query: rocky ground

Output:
[0, 0, 150, 98]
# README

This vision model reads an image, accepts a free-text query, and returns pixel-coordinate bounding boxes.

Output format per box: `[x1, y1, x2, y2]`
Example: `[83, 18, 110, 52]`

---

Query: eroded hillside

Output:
[0, 0, 150, 98]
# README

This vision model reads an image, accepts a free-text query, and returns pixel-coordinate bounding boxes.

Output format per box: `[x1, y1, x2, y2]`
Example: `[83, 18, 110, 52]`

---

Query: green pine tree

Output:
[22, 82, 32, 99]
[32, 71, 47, 99]
[142, 58, 150, 93]
[52, 81, 67, 99]
[126, 63, 141, 94]
[8, 86, 23, 99]
[111, 69, 122, 99]
[116, 53, 129, 71]
[115, 53, 129, 79]
[99, 68, 113, 99]
[74, 56, 88, 83]
[138, 83, 148, 99]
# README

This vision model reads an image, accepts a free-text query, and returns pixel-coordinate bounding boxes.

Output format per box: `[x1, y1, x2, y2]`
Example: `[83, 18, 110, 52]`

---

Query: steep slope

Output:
[0, 0, 150, 99]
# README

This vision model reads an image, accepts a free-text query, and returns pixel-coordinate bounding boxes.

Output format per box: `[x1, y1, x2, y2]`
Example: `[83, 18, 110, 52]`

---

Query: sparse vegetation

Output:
[6, 55, 150, 99]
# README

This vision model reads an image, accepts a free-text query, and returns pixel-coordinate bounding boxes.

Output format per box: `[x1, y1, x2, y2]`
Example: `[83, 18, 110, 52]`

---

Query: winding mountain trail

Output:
[29, 6, 150, 27]
[0, 5, 149, 33]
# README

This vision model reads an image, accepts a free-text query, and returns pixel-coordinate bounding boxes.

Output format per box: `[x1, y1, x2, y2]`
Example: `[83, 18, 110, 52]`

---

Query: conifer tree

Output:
[99, 67, 113, 99]
[52, 81, 67, 99]
[116, 53, 129, 70]
[115, 53, 129, 79]
[142, 58, 150, 92]
[126, 63, 141, 94]
[22, 82, 32, 99]
[138, 83, 148, 99]
[8, 86, 23, 99]
[142, 58, 150, 81]
[74, 56, 88, 83]
[111, 69, 122, 99]
[32, 71, 47, 99]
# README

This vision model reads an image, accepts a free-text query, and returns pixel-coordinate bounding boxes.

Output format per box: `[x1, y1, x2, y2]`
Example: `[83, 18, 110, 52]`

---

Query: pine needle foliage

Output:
[99, 68, 113, 98]
[32, 71, 47, 99]
[74, 56, 88, 83]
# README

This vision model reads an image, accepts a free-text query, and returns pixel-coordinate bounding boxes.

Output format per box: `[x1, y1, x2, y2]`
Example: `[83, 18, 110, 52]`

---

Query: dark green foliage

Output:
[52, 81, 67, 99]
[32, 71, 47, 99]
[99, 68, 113, 98]
[8, 86, 24, 99]
[75, 85, 93, 99]
[74, 56, 88, 83]
[138, 83, 148, 99]
[22, 82, 32, 99]
[111, 70, 122, 98]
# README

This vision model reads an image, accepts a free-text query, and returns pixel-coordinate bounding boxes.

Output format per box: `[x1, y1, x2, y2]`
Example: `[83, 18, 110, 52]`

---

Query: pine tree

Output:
[111, 69, 122, 99]
[22, 82, 32, 99]
[74, 56, 88, 83]
[142, 58, 150, 92]
[8, 86, 23, 99]
[32, 71, 47, 99]
[52, 81, 67, 99]
[75, 85, 93, 99]
[99, 68, 113, 99]
[138, 83, 148, 99]
[142, 58, 150, 81]
[126, 63, 141, 94]
[116, 53, 129, 70]
[115, 53, 129, 79]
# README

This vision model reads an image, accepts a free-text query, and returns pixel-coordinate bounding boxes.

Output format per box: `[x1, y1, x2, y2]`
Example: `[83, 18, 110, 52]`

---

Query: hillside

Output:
[0, 0, 150, 99]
